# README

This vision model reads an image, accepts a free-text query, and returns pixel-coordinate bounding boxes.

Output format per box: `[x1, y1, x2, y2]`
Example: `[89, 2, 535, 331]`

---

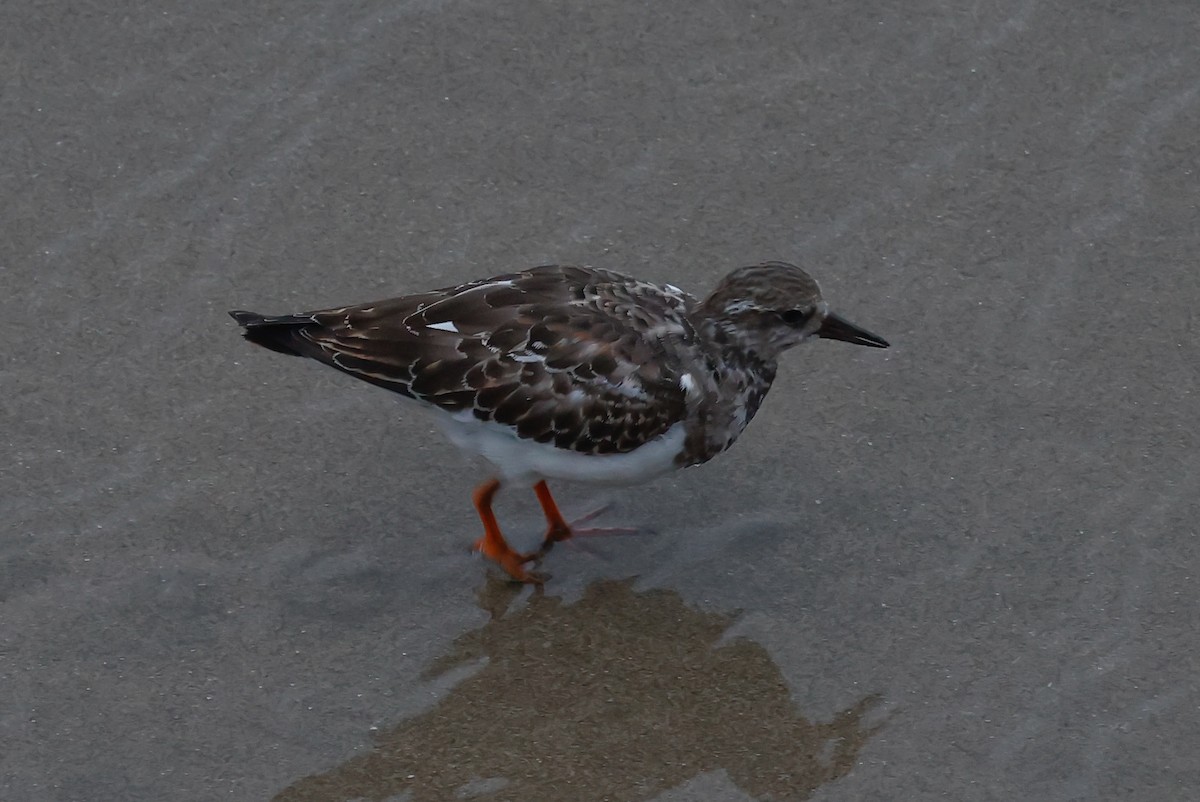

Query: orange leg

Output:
[471, 479, 539, 583]
[533, 480, 573, 546]
[531, 480, 637, 554]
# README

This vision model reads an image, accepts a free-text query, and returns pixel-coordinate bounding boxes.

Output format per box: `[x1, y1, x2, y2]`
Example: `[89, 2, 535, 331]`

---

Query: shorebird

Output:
[231, 262, 888, 582]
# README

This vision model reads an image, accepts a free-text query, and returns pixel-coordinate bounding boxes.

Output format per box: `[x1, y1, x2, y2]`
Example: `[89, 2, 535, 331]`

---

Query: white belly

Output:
[434, 409, 686, 485]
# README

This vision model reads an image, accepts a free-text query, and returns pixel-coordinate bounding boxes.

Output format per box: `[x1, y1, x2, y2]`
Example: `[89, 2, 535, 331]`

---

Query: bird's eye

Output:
[780, 309, 809, 326]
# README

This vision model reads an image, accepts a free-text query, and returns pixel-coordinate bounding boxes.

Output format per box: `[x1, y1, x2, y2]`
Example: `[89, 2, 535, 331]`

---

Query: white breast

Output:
[434, 409, 687, 486]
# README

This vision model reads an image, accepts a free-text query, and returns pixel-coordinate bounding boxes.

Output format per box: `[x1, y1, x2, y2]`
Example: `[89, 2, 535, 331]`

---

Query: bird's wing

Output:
[237, 266, 696, 455]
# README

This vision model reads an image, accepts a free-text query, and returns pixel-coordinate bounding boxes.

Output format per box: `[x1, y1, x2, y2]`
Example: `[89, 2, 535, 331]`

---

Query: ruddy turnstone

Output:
[231, 262, 888, 582]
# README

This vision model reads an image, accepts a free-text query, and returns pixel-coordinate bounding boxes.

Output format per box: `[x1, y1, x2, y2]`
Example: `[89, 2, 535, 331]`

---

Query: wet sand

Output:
[4, 1, 1199, 799]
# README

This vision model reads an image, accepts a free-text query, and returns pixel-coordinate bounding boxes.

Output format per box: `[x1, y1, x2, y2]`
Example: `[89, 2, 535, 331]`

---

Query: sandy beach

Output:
[4, 1, 1199, 799]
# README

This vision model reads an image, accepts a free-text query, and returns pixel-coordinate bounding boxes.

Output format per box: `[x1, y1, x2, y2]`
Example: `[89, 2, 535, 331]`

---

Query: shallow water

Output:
[4, 1, 1199, 799]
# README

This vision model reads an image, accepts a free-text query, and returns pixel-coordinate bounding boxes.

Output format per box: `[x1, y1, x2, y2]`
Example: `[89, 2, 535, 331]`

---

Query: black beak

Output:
[817, 311, 890, 348]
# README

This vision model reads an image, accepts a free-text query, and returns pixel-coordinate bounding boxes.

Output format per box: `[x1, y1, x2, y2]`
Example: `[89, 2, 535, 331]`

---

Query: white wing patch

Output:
[427, 321, 459, 333]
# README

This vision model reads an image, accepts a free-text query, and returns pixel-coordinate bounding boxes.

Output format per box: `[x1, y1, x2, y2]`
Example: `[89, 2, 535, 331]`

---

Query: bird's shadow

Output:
[273, 576, 886, 802]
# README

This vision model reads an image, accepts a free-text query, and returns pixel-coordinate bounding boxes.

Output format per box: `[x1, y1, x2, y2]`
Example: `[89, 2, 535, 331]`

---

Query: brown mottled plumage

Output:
[231, 262, 888, 582]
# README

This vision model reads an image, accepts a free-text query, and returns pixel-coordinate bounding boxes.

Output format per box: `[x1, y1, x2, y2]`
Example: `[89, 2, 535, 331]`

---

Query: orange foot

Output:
[471, 478, 543, 584]
[471, 479, 640, 583]
[532, 480, 638, 557]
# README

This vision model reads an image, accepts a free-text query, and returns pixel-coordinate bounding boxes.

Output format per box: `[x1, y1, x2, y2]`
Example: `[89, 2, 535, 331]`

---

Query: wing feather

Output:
[238, 266, 697, 454]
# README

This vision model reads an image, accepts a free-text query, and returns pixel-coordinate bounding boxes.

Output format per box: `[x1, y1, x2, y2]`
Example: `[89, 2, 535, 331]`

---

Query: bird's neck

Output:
[677, 316, 779, 465]
[693, 315, 778, 379]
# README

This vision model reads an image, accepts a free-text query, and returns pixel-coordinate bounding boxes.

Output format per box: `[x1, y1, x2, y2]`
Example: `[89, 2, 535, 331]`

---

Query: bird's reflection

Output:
[275, 577, 882, 802]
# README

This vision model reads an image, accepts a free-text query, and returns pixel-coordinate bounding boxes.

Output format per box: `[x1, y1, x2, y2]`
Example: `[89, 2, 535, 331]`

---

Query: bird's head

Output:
[699, 262, 889, 360]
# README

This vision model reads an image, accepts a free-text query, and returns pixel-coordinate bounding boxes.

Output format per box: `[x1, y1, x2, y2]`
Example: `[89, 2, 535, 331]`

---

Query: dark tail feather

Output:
[228, 310, 313, 357]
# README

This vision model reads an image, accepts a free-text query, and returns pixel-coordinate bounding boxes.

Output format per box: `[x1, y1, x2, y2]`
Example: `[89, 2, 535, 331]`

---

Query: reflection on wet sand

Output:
[275, 578, 882, 802]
